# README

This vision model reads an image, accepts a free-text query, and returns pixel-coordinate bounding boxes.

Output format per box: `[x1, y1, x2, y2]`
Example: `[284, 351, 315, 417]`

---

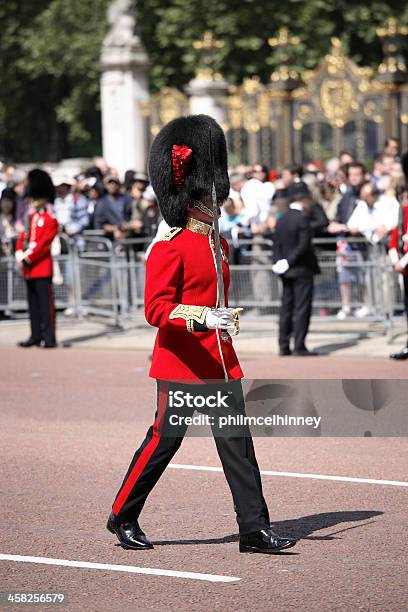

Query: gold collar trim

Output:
[186, 217, 212, 236]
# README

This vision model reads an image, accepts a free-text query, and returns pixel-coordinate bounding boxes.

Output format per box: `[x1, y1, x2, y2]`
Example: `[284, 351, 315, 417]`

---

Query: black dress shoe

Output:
[390, 347, 408, 360]
[106, 512, 153, 550]
[293, 348, 319, 356]
[17, 338, 41, 348]
[43, 342, 57, 349]
[240, 528, 297, 554]
[279, 348, 292, 356]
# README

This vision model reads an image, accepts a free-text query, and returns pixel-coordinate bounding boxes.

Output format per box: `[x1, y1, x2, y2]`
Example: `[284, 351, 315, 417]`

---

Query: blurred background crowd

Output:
[1, 136, 408, 324]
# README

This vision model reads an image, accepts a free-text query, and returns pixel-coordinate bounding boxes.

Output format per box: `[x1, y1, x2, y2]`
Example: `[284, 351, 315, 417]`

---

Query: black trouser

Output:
[112, 380, 270, 535]
[279, 275, 314, 352]
[26, 277, 56, 346]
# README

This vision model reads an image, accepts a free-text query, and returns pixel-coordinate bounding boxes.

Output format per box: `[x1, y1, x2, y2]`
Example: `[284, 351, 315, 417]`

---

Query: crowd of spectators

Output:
[1, 136, 408, 319]
[223, 138, 408, 318]
[0, 161, 160, 258]
[224, 139, 405, 245]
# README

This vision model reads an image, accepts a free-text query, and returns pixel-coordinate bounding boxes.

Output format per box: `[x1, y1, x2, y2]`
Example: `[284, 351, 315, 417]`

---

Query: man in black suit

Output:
[272, 181, 320, 356]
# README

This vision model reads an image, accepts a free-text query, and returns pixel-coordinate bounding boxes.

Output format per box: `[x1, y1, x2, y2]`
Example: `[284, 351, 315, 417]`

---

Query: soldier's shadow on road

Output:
[271, 509, 383, 540]
[153, 510, 383, 546]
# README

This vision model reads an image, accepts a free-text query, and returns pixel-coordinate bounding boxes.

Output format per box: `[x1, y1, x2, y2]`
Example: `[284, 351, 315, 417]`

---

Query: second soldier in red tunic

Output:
[107, 115, 297, 554]
[15, 169, 59, 349]
[389, 185, 408, 359]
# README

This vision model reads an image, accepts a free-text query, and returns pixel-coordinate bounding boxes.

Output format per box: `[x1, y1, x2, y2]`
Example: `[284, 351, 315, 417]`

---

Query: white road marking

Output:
[0, 554, 239, 583]
[169, 463, 408, 487]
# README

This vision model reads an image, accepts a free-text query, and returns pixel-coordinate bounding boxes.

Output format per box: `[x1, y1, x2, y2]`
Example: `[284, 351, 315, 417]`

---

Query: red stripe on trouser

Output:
[112, 381, 169, 516]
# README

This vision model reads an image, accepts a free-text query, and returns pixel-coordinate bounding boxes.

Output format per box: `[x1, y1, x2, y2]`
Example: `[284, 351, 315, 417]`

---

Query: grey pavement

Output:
[0, 313, 406, 359]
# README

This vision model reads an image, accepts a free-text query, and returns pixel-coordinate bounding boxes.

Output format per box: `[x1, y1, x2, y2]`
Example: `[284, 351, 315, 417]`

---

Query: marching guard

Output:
[107, 115, 297, 554]
[16, 169, 58, 348]
[389, 186, 408, 359]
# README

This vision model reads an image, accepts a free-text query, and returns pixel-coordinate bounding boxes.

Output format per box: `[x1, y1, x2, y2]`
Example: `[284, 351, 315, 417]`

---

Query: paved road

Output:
[1, 315, 407, 361]
[1, 347, 407, 611]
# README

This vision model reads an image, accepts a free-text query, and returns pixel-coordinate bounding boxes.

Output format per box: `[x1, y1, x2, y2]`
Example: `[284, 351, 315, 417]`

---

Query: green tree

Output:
[1, 0, 407, 162]
[0, 1, 51, 161]
[19, 0, 108, 155]
[0, 0, 108, 162]
[136, 0, 408, 91]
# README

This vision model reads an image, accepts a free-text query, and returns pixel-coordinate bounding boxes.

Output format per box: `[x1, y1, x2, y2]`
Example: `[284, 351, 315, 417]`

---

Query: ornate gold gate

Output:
[291, 37, 388, 163]
[143, 19, 408, 167]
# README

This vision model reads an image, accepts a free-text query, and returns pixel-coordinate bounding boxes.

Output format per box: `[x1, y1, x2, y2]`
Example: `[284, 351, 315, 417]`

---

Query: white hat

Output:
[143, 184, 156, 200]
[52, 173, 75, 187]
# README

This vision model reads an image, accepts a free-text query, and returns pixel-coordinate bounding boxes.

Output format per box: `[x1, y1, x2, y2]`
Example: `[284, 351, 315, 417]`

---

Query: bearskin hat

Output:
[148, 114, 230, 227]
[26, 168, 55, 203]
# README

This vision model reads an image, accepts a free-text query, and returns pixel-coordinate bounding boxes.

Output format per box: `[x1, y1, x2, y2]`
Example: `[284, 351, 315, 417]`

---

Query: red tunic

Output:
[144, 227, 243, 382]
[389, 206, 408, 276]
[15, 210, 59, 279]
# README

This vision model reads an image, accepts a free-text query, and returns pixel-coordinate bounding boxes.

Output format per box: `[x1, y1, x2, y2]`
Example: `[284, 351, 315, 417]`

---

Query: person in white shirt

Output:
[230, 174, 271, 231]
[347, 183, 399, 245]
[230, 173, 273, 314]
[252, 163, 276, 205]
[347, 182, 400, 317]
[53, 175, 90, 237]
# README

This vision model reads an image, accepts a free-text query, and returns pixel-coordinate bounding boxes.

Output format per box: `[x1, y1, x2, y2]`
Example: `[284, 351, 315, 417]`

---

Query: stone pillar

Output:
[186, 78, 229, 124]
[185, 32, 228, 125]
[100, 0, 149, 178]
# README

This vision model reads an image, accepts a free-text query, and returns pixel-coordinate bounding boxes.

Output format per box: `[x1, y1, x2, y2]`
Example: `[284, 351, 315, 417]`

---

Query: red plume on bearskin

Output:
[148, 115, 230, 228]
[172, 145, 193, 190]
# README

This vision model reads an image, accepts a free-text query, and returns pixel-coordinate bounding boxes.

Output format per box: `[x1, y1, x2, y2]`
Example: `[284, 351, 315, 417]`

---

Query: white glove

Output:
[205, 307, 235, 330]
[272, 259, 289, 275]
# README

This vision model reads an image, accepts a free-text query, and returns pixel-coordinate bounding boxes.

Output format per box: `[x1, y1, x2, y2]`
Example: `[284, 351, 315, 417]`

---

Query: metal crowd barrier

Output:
[0, 234, 405, 332]
[0, 233, 76, 315]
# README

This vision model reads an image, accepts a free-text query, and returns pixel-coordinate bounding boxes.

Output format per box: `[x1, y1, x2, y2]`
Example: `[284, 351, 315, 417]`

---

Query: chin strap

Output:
[192, 200, 214, 218]
[208, 128, 229, 343]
